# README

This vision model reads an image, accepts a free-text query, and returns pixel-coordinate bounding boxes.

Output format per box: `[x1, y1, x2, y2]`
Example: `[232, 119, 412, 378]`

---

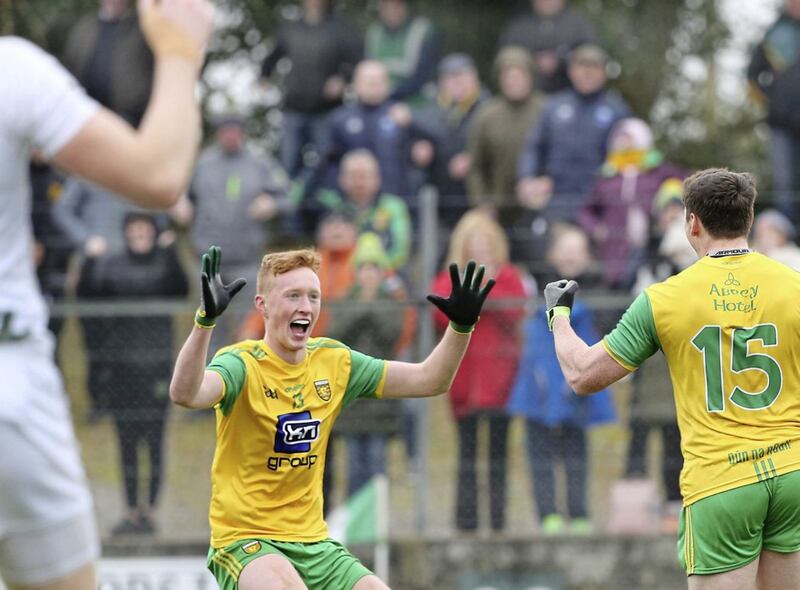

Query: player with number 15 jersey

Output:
[603, 250, 800, 505]
[546, 169, 800, 584]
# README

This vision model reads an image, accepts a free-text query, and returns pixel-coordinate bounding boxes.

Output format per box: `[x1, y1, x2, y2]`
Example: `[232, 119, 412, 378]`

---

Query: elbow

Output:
[567, 373, 600, 396]
[430, 375, 454, 398]
[169, 381, 193, 408]
[135, 173, 185, 209]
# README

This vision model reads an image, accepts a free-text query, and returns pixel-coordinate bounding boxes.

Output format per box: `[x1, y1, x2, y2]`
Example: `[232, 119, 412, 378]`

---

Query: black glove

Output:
[195, 245, 247, 328]
[427, 261, 496, 333]
[544, 279, 579, 331]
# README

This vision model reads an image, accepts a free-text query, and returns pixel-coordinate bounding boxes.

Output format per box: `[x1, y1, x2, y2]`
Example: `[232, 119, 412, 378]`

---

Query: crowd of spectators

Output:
[30, 0, 800, 538]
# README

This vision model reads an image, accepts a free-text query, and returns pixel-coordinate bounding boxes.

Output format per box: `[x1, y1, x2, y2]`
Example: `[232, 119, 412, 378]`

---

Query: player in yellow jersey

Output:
[546, 168, 800, 589]
[169, 246, 494, 589]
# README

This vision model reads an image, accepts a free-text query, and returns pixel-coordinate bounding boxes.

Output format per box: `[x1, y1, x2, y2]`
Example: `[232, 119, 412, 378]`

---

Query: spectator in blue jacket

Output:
[319, 60, 426, 202]
[517, 44, 630, 225]
[508, 223, 616, 535]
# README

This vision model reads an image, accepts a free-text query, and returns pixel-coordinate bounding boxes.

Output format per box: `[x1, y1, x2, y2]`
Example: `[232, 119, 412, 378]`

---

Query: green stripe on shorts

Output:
[677, 469, 800, 576]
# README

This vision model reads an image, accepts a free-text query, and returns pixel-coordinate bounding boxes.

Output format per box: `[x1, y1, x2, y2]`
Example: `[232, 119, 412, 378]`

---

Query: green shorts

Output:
[678, 469, 800, 575]
[207, 537, 372, 590]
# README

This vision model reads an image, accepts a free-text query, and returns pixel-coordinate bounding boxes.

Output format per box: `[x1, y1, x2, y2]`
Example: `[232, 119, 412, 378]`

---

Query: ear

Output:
[687, 212, 701, 237]
[254, 294, 268, 317]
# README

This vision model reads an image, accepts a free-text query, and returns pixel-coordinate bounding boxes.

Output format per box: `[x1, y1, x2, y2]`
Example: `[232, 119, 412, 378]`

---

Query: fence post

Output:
[413, 185, 438, 534]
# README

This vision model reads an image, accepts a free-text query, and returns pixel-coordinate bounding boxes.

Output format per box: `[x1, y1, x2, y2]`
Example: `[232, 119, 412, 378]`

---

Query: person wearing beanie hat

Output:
[753, 208, 800, 270]
[353, 231, 392, 270]
[577, 117, 688, 290]
[467, 46, 544, 234]
[410, 51, 489, 228]
[327, 231, 407, 496]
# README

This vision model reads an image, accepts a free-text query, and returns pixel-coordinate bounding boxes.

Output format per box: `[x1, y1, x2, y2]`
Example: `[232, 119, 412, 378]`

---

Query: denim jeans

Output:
[769, 125, 800, 223]
[280, 110, 332, 179]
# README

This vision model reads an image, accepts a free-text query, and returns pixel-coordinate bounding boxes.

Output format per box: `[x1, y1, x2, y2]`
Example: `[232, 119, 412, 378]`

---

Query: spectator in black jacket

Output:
[261, 0, 363, 179]
[61, 0, 154, 126]
[498, 0, 597, 94]
[78, 212, 189, 536]
[748, 0, 800, 223]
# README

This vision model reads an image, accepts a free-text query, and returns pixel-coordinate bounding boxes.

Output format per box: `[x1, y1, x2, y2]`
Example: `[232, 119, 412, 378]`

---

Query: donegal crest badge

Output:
[314, 379, 332, 402]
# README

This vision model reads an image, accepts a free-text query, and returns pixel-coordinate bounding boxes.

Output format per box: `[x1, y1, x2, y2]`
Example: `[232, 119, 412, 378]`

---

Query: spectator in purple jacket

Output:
[578, 118, 688, 291]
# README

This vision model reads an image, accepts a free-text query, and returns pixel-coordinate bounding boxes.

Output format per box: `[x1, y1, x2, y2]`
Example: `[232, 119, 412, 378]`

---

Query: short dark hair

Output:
[682, 168, 756, 239]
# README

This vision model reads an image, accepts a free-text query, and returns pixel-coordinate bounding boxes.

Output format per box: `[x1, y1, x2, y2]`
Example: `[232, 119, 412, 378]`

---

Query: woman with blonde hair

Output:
[430, 210, 527, 532]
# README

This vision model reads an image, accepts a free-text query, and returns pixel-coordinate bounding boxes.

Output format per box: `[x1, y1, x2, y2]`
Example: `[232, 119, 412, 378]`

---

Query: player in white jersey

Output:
[0, 1, 214, 588]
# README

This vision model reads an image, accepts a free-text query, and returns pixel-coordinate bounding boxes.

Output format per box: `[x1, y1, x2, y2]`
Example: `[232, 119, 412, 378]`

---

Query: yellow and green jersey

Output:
[604, 252, 800, 506]
[206, 338, 387, 548]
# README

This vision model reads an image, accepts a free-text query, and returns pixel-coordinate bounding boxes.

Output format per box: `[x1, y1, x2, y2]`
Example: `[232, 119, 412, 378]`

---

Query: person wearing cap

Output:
[327, 233, 406, 496]
[365, 0, 440, 109]
[177, 113, 293, 354]
[577, 117, 688, 291]
[517, 43, 630, 234]
[467, 46, 545, 232]
[411, 52, 490, 229]
[752, 208, 800, 270]
[498, 0, 598, 94]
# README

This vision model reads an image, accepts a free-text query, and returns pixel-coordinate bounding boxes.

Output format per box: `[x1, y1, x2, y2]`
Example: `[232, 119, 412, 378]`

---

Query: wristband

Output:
[449, 320, 476, 334]
[140, 8, 202, 62]
[194, 307, 216, 329]
[547, 306, 571, 331]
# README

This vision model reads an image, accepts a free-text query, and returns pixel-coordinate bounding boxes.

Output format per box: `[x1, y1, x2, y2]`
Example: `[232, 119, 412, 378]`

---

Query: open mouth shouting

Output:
[289, 318, 311, 339]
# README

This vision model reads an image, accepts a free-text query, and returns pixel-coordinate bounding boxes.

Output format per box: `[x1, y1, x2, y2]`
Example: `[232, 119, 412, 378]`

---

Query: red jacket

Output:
[431, 264, 526, 419]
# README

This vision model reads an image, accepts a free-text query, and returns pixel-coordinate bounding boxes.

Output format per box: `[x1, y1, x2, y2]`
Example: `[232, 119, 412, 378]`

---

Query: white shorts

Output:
[0, 338, 99, 584]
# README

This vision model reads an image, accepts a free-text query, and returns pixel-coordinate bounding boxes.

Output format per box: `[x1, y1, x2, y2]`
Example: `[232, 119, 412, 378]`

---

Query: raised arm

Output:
[53, 0, 214, 208]
[545, 280, 630, 394]
[170, 246, 247, 408]
[383, 261, 495, 398]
